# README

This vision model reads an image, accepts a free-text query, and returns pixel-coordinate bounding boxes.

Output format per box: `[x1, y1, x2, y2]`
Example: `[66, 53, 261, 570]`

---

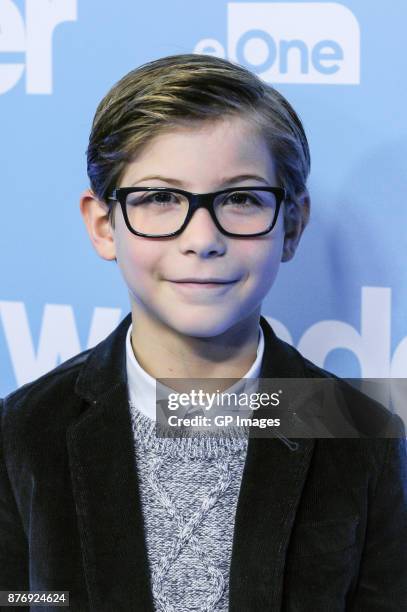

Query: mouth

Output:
[168, 280, 238, 292]
[172, 281, 235, 287]
[170, 279, 237, 287]
[169, 277, 238, 284]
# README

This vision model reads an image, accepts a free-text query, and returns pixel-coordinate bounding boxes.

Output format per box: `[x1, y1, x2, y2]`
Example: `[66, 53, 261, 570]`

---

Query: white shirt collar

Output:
[126, 321, 265, 421]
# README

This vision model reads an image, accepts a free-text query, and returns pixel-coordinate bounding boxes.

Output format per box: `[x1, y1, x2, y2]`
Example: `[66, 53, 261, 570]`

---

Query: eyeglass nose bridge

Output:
[182, 191, 223, 232]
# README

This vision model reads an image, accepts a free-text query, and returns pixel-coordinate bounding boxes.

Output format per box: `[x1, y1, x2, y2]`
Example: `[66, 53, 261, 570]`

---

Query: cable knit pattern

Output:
[129, 403, 250, 612]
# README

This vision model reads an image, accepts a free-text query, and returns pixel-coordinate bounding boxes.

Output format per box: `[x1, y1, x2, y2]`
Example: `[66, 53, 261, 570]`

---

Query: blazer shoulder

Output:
[1, 348, 92, 424]
[1, 312, 131, 438]
[267, 329, 339, 381]
[299, 350, 339, 380]
[297, 349, 405, 439]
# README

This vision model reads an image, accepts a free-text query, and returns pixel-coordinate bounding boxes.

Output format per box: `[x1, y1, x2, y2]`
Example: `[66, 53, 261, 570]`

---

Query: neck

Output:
[130, 308, 261, 387]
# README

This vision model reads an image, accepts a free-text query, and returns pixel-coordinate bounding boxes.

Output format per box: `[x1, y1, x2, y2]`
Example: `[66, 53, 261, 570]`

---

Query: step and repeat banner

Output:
[1, 0, 406, 397]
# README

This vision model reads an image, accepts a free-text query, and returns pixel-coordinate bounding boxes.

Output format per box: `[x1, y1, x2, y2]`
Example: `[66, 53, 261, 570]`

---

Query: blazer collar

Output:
[69, 314, 315, 611]
[74, 312, 132, 404]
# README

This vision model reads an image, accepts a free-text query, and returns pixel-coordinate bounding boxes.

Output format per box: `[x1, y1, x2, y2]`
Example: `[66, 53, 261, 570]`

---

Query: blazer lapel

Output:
[67, 313, 154, 611]
[229, 316, 316, 611]
[229, 436, 315, 611]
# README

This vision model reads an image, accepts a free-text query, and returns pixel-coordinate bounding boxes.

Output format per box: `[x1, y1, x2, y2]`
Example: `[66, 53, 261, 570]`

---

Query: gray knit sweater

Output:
[129, 403, 250, 612]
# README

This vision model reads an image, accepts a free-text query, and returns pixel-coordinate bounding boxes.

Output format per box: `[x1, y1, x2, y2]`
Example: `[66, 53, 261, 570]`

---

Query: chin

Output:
[167, 313, 238, 339]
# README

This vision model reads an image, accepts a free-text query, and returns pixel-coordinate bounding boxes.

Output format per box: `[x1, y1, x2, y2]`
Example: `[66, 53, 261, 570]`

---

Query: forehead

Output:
[119, 115, 277, 188]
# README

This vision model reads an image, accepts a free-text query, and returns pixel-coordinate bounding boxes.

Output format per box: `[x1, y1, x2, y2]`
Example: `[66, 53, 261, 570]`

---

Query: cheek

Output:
[241, 231, 284, 287]
[115, 233, 162, 290]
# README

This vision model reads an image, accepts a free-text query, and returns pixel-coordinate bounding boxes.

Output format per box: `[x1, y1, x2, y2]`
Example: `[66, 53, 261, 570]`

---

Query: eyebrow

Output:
[129, 174, 271, 187]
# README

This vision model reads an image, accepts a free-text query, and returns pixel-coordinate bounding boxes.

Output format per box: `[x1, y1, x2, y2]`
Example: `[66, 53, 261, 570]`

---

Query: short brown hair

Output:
[86, 53, 311, 228]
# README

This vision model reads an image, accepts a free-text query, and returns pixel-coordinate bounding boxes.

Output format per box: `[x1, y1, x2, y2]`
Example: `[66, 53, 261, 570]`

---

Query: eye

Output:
[126, 190, 181, 207]
[144, 191, 179, 205]
[224, 191, 263, 207]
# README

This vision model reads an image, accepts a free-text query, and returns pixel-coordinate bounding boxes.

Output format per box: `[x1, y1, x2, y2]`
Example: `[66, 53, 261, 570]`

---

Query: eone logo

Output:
[0, 0, 77, 95]
[194, 2, 360, 84]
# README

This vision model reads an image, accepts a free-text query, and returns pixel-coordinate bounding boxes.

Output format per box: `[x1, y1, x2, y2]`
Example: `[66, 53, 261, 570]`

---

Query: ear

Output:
[281, 189, 310, 262]
[79, 188, 116, 261]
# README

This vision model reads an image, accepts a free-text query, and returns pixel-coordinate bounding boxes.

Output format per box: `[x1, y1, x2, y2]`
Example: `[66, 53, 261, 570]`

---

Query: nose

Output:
[178, 205, 226, 255]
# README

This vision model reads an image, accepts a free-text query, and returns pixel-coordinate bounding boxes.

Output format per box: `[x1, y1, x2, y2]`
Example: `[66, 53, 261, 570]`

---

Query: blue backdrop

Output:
[1, 0, 406, 398]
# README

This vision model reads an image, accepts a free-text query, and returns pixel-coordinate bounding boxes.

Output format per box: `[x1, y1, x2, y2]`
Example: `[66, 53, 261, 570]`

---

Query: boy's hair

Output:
[86, 53, 311, 229]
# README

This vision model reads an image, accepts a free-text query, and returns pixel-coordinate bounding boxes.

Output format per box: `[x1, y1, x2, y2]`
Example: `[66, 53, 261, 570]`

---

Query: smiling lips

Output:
[168, 278, 238, 292]
[170, 277, 237, 284]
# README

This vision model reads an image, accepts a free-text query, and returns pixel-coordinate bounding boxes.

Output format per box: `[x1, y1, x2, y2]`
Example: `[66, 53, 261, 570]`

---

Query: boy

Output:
[1, 53, 406, 611]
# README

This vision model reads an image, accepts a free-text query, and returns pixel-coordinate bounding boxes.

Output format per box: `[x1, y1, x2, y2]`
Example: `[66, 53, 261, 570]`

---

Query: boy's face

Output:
[81, 115, 303, 339]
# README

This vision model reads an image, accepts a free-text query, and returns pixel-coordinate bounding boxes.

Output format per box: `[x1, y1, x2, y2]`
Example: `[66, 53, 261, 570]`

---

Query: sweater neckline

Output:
[129, 403, 250, 459]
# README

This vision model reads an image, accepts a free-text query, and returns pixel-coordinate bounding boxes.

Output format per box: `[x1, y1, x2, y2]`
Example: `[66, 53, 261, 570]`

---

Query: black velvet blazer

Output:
[1, 314, 406, 611]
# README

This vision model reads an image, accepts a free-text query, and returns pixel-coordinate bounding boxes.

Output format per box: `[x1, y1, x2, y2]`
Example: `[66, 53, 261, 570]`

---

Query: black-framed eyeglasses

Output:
[107, 186, 286, 238]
